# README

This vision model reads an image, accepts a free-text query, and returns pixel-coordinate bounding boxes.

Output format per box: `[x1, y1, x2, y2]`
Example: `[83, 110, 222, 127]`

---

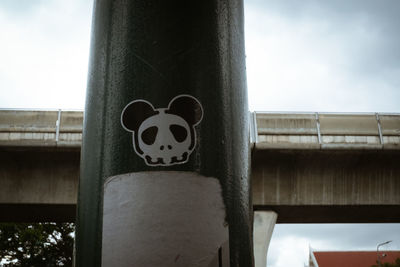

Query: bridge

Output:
[1, 109, 399, 265]
[1, 109, 399, 221]
[251, 111, 400, 222]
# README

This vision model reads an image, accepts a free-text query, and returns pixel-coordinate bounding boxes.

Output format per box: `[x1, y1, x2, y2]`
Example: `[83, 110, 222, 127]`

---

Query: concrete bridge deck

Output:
[0, 110, 399, 222]
[251, 111, 400, 223]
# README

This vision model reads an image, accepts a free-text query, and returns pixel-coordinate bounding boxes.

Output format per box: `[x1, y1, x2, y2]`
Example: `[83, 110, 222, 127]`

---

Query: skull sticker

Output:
[121, 95, 203, 166]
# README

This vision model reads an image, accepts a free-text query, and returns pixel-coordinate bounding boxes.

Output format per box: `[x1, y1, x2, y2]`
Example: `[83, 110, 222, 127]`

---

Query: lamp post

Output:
[75, 0, 252, 266]
[377, 240, 392, 267]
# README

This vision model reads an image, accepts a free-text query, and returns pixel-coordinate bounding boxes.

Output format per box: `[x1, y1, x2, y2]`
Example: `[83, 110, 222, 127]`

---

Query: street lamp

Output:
[377, 240, 392, 267]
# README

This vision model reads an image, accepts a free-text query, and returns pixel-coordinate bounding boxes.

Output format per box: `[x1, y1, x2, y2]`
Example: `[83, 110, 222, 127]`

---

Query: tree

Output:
[0, 223, 74, 266]
[372, 257, 400, 267]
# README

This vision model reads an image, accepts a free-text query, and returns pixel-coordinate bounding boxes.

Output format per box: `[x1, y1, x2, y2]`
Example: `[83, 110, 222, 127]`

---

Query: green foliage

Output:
[0, 223, 74, 266]
[372, 257, 400, 267]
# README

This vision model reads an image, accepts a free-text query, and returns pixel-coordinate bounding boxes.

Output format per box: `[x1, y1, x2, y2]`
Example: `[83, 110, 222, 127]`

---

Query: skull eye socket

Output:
[141, 126, 158, 145]
[169, 124, 188, 143]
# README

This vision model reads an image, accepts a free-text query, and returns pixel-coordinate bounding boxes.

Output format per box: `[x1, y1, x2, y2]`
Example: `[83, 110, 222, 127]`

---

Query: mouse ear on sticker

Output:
[167, 95, 203, 126]
[121, 100, 157, 132]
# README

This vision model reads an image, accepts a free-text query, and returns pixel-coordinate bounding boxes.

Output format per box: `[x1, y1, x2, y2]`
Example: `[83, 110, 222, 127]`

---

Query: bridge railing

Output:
[0, 109, 399, 150]
[251, 112, 400, 150]
[0, 109, 83, 148]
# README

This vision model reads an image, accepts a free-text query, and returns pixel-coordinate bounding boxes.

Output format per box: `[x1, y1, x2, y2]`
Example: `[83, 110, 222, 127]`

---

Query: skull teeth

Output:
[146, 156, 163, 165]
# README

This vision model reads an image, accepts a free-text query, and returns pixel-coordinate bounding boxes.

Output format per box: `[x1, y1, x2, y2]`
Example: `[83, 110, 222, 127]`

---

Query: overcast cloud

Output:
[0, 0, 92, 109]
[268, 223, 400, 267]
[245, 0, 400, 112]
[0, 0, 399, 112]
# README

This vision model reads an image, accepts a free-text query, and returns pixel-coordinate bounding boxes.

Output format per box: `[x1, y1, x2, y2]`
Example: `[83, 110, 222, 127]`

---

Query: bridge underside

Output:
[252, 150, 400, 223]
[254, 205, 400, 223]
[0, 148, 79, 222]
[1, 148, 399, 223]
[0, 203, 76, 222]
[1, 111, 399, 223]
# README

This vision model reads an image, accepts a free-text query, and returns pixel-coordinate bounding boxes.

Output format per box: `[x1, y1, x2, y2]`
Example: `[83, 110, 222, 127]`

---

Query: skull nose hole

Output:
[160, 145, 164, 150]
[168, 145, 172, 150]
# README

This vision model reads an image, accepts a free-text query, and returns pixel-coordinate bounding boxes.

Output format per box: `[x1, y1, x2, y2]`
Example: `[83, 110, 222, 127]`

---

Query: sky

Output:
[246, 0, 400, 112]
[0, 0, 399, 112]
[0, 0, 91, 110]
[0, 1, 399, 267]
[268, 224, 400, 267]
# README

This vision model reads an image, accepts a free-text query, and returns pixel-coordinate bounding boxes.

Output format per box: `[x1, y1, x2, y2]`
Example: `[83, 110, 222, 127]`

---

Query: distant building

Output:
[308, 247, 400, 267]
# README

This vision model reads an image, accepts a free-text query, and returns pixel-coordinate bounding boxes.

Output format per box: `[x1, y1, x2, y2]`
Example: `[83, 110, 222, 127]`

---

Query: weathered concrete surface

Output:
[2, 147, 398, 223]
[2, 110, 399, 149]
[0, 110, 82, 133]
[253, 211, 277, 267]
[0, 148, 79, 222]
[254, 112, 400, 150]
[0, 110, 82, 147]
[252, 112, 400, 223]
[0, 110, 399, 223]
[252, 150, 400, 223]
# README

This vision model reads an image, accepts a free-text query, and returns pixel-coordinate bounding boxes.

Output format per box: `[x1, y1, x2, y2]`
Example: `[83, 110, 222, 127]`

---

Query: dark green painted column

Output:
[75, 0, 252, 266]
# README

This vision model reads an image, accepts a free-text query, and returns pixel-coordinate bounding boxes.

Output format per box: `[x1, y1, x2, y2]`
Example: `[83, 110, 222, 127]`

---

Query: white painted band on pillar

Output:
[253, 211, 278, 267]
[102, 171, 229, 267]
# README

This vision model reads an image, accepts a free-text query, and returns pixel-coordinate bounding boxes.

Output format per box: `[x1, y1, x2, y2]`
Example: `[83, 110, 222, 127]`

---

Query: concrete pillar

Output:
[253, 211, 278, 267]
